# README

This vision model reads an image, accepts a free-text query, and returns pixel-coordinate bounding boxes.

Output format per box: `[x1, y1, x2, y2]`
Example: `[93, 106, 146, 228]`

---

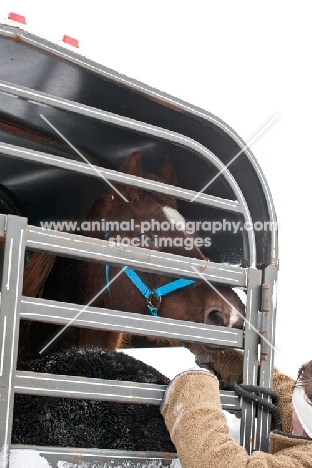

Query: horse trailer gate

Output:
[0, 24, 278, 467]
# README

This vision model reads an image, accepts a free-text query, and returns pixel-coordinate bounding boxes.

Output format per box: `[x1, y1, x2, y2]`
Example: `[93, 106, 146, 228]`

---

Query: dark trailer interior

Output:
[0, 24, 278, 467]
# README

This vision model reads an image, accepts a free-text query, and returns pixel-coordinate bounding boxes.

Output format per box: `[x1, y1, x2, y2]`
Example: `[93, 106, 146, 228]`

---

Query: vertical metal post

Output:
[0, 215, 27, 467]
[255, 264, 278, 451]
[240, 267, 262, 454]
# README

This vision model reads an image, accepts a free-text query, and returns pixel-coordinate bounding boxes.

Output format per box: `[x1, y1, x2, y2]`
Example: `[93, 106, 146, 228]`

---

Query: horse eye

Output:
[207, 310, 224, 327]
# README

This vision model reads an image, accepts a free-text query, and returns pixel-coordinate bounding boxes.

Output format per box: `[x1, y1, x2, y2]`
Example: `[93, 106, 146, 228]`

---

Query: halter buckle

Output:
[147, 290, 162, 313]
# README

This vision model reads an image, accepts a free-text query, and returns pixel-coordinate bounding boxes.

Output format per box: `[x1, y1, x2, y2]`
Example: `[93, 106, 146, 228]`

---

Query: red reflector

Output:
[8, 12, 26, 24]
[62, 35, 79, 48]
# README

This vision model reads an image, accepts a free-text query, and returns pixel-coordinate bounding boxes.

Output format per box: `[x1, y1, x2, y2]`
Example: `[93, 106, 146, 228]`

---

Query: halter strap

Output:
[103, 228, 196, 314]
[123, 268, 196, 316]
[104, 229, 111, 294]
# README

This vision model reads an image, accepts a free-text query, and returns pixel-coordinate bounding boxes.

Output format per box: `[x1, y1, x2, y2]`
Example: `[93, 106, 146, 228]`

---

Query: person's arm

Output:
[161, 370, 312, 468]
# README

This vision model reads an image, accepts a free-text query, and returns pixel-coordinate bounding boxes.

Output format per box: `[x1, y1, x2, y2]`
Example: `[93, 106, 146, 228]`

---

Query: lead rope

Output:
[231, 381, 282, 431]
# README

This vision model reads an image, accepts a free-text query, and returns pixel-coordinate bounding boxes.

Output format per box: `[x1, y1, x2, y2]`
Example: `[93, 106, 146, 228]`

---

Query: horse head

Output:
[80, 151, 245, 353]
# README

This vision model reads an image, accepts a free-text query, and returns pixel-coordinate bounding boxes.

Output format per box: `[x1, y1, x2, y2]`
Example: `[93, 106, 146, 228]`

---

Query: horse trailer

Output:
[0, 22, 278, 467]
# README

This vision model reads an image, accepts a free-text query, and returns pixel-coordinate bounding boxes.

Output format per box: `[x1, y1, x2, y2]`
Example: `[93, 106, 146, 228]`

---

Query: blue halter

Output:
[123, 268, 196, 316]
[103, 229, 196, 316]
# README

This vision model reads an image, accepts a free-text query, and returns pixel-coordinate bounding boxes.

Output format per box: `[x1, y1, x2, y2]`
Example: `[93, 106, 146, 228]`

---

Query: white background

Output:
[1, 1, 311, 379]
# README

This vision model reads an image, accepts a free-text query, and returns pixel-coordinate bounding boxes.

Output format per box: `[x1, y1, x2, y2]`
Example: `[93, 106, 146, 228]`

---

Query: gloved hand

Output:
[160, 366, 245, 468]
[160, 364, 213, 412]
[212, 348, 244, 389]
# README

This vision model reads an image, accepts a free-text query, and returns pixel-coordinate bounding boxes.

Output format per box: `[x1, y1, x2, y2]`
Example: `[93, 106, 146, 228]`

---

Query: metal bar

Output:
[0, 78, 257, 266]
[0, 24, 19, 39]
[240, 267, 262, 454]
[0, 215, 27, 468]
[0, 141, 242, 214]
[259, 284, 270, 361]
[220, 390, 241, 411]
[256, 265, 278, 452]
[14, 370, 240, 411]
[15, 370, 167, 405]
[10, 445, 177, 467]
[0, 213, 6, 237]
[25, 225, 247, 287]
[20, 297, 244, 348]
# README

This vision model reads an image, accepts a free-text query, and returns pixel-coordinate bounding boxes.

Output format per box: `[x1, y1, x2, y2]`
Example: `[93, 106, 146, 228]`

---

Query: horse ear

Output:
[159, 155, 177, 186]
[119, 151, 143, 177]
[114, 152, 143, 202]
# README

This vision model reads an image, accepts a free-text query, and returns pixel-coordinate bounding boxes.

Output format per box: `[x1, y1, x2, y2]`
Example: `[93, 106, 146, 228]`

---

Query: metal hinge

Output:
[260, 284, 270, 361]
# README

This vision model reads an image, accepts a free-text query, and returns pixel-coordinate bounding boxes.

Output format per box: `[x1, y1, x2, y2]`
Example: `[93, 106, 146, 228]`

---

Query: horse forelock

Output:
[97, 188, 177, 223]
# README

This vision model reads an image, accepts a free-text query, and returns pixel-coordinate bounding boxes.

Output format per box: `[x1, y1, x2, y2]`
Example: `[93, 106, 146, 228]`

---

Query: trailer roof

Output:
[0, 24, 277, 267]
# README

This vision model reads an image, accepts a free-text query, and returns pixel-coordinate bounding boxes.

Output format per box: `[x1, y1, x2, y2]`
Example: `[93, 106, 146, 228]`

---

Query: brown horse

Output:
[20, 152, 245, 360]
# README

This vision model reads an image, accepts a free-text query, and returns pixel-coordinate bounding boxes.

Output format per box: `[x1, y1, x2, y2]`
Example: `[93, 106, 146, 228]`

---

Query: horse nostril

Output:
[205, 309, 224, 327]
